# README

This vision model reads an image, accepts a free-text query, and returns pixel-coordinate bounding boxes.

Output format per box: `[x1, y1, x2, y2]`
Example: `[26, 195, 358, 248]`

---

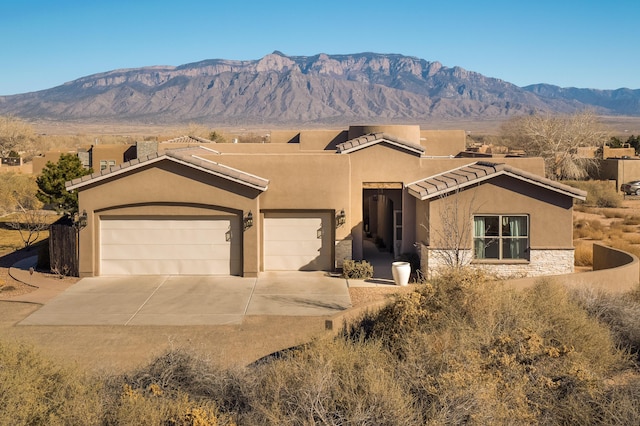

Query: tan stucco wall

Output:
[32, 151, 67, 175]
[597, 158, 640, 189]
[602, 146, 635, 159]
[213, 143, 302, 154]
[211, 153, 352, 243]
[420, 130, 467, 157]
[298, 130, 348, 151]
[269, 130, 303, 144]
[77, 159, 261, 277]
[349, 125, 421, 144]
[422, 175, 574, 251]
[90, 144, 132, 170]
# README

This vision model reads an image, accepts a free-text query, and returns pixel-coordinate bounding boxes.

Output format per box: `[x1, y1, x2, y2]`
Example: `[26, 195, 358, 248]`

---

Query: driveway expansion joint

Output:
[124, 275, 170, 326]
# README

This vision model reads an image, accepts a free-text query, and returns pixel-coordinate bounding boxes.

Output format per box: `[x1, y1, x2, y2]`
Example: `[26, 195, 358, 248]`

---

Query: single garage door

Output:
[100, 216, 241, 275]
[263, 212, 332, 271]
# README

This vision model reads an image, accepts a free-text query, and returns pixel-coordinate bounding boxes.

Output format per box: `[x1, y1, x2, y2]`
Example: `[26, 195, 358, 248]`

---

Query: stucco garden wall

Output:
[504, 244, 639, 293]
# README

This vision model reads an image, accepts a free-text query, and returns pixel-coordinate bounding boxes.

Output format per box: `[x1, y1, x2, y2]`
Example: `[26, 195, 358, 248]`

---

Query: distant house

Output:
[66, 124, 585, 278]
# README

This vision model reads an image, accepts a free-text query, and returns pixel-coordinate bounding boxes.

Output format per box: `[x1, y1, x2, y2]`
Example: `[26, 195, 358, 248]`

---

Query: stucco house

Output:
[65, 124, 586, 279]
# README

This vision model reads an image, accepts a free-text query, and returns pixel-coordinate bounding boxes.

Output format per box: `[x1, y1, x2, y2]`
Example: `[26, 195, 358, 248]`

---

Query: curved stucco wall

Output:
[348, 125, 420, 144]
[505, 243, 639, 293]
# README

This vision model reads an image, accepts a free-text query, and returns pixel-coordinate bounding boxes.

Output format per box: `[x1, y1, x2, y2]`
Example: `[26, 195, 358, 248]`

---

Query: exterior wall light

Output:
[244, 210, 253, 230]
[336, 209, 346, 227]
[74, 209, 88, 230]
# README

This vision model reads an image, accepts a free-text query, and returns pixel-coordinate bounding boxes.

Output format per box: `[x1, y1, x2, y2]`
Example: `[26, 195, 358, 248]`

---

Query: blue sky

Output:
[0, 0, 638, 95]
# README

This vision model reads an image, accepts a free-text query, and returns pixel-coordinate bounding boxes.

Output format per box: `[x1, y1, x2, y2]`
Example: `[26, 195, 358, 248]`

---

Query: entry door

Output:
[263, 212, 332, 271]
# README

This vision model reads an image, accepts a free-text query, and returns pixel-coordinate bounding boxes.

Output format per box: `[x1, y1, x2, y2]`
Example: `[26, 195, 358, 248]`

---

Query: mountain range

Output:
[1, 51, 639, 126]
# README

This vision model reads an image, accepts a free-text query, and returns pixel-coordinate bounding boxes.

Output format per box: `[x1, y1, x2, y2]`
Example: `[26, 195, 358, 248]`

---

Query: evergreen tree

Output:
[36, 154, 92, 215]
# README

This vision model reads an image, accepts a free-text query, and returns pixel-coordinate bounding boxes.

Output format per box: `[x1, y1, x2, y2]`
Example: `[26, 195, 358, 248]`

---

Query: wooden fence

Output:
[49, 224, 78, 277]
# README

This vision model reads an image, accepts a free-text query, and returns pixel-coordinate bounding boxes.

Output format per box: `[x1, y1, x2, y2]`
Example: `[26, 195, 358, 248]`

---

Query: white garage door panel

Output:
[101, 259, 241, 276]
[103, 229, 227, 245]
[264, 240, 324, 256]
[264, 213, 332, 271]
[101, 244, 233, 260]
[100, 217, 240, 276]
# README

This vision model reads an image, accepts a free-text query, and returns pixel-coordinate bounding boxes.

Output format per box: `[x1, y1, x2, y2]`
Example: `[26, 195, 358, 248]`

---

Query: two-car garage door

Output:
[100, 216, 241, 275]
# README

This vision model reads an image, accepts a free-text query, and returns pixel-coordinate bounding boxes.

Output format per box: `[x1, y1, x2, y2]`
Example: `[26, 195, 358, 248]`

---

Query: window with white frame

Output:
[473, 215, 528, 260]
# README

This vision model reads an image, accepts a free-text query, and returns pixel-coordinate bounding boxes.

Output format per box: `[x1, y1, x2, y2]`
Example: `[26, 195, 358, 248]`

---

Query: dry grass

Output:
[623, 215, 640, 226]
[574, 241, 594, 266]
[573, 218, 605, 240]
[573, 205, 640, 266]
[623, 233, 640, 245]
[603, 209, 627, 219]
[0, 212, 58, 255]
[2, 270, 640, 424]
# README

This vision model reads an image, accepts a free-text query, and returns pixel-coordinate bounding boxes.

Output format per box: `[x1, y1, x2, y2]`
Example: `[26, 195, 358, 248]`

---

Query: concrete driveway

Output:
[18, 271, 352, 326]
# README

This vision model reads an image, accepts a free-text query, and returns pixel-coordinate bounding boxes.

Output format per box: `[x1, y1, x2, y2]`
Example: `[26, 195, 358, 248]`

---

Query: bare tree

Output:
[501, 110, 609, 180]
[0, 115, 35, 158]
[8, 201, 50, 248]
[422, 189, 481, 271]
[0, 173, 49, 248]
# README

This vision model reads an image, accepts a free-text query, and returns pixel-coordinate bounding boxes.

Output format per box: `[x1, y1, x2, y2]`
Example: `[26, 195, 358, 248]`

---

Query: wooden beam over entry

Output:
[362, 182, 403, 189]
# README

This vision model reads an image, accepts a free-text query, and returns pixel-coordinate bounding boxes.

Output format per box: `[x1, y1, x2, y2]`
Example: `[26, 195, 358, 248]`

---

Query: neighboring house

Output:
[32, 136, 216, 175]
[65, 124, 585, 278]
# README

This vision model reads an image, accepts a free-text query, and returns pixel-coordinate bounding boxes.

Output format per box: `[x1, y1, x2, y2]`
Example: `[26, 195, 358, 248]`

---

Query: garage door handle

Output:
[317, 227, 323, 239]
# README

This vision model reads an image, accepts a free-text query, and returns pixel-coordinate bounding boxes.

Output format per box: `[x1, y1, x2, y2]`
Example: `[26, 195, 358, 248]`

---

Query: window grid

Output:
[473, 215, 528, 260]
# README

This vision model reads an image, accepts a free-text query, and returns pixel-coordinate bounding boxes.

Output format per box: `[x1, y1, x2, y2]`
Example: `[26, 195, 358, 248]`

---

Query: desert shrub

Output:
[0, 341, 103, 425]
[623, 233, 640, 244]
[594, 378, 640, 424]
[245, 338, 418, 425]
[566, 180, 622, 208]
[567, 180, 622, 208]
[610, 221, 637, 234]
[341, 259, 374, 279]
[106, 384, 232, 426]
[602, 209, 626, 219]
[573, 219, 605, 240]
[342, 272, 632, 424]
[105, 348, 246, 423]
[573, 287, 640, 360]
[574, 241, 593, 266]
[624, 215, 640, 226]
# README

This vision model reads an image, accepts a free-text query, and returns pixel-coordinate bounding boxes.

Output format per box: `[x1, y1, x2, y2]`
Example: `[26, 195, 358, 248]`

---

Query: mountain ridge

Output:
[0, 52, 637, 126]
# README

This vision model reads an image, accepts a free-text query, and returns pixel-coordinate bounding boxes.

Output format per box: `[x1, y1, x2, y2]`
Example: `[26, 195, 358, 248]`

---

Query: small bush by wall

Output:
[341, 260, 374, 279]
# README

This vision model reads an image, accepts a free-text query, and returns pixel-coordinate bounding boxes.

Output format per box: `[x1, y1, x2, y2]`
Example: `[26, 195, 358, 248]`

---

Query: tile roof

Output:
[336, 132, 425, 155]
[161, 135, 215, 144]
[407, 161, 587, 201]
[66, 147, 269, 192]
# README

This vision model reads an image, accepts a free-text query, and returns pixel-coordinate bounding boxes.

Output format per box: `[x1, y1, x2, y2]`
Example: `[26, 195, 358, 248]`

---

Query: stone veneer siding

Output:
[335, 239, 353, 268]
[419, 244, 575, 278]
